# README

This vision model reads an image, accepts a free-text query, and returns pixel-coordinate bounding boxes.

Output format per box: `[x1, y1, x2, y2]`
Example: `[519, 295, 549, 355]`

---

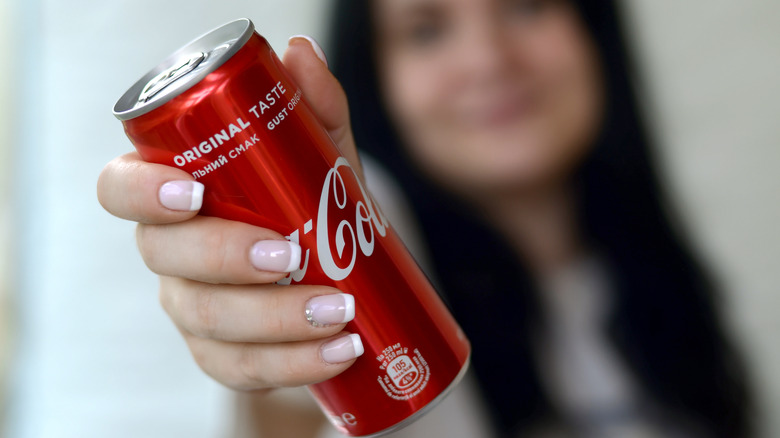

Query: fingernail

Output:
[305, 294, 355, 327]
[159, 180, 204, 211]
[289, 34, 328, 67]
[249, 240, 301, 273]
[321, 334, 364, 364]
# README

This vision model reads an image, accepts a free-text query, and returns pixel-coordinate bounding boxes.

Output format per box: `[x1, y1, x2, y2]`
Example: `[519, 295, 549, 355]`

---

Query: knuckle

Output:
[186, 338, 221, 382]
[158, 280, 172, 315]
[135, 224, 161, 272]
[278, 356, 311, 385]
[187, 337, 208, 366]
[256, 294, 287, 338]
[191, 288, 220, 338]
[199, 226, 231, 278]
[234, 344, 314, 390]
[236, 344, 271, 390]
[158, 277, 187, 322]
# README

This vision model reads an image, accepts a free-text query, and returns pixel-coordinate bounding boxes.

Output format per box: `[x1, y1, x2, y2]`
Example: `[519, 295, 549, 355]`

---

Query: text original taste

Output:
[173, 81, 299, 167]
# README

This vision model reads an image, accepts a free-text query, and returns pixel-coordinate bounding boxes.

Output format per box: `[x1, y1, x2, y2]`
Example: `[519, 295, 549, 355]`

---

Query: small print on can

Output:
[113, 18, 471, 437]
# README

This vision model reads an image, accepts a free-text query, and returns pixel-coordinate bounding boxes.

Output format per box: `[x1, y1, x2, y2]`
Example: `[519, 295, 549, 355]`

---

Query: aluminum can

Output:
[113, 18, 470, 437]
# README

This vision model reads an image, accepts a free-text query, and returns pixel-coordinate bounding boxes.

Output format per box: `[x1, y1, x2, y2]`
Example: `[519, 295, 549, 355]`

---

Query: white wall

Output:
[623, 1, 780, 435]
[0, 0, 17, 413]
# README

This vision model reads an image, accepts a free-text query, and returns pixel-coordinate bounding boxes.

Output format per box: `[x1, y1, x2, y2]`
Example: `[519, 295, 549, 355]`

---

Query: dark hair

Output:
[328, 1, 753, 436]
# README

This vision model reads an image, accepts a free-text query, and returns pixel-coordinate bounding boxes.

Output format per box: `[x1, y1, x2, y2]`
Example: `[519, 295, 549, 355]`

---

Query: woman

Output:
[98, 0, 752, 436]
[328, 0, 754, 436]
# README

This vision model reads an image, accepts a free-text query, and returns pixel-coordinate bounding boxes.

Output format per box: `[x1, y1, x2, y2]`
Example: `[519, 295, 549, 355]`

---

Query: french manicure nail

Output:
[289, 34, 328, 67]
[321, 334, 364, 364]
[249, 240, 301, 273]
[158, 180, 204, 211]
[305, 294, 355, 327]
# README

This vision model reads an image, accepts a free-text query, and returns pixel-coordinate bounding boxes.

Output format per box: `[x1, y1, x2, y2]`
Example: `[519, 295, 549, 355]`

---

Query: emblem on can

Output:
[376, 343, 430, 400]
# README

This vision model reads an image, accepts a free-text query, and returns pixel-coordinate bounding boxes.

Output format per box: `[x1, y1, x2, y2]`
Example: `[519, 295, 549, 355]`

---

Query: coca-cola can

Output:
[113, 18, 471, 437]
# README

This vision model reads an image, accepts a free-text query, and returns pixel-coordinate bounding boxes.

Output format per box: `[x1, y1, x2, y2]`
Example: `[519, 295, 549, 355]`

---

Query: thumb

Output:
[282, 36, 363, 181]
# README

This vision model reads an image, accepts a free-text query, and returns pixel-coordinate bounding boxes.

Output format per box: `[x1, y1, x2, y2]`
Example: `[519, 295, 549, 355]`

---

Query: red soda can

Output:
[113, 18, 470, 436]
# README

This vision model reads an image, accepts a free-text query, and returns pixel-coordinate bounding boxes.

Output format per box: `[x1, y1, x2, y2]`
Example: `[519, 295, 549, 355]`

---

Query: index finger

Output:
[97, 151, 203, 224]
[283, 37, 363, 181]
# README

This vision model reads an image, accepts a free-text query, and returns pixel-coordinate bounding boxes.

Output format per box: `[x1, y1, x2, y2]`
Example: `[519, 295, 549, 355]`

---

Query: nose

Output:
[454, 16, 521, 86]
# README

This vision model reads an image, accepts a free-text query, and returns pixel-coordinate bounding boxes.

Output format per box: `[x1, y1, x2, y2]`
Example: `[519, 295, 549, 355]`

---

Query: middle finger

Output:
[137, 215, 300, 284]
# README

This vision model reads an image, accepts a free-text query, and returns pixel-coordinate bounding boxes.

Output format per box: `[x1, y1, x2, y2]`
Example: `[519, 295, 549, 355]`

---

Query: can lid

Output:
[113, 18, 254, 120]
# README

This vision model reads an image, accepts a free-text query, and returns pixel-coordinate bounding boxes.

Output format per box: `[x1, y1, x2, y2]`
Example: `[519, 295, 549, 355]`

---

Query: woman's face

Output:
[374, 0, 603, 195]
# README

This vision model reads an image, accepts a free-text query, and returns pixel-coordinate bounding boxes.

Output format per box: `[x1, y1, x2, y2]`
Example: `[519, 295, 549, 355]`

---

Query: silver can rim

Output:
[113, 18, 254, 121]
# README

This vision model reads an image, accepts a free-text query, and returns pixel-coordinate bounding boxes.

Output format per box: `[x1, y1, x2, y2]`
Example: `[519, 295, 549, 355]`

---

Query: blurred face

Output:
[374, 0, 603, 196]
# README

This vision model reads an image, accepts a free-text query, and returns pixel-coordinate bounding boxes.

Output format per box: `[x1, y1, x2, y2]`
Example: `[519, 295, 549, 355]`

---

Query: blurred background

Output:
[0, 0, 778, 436]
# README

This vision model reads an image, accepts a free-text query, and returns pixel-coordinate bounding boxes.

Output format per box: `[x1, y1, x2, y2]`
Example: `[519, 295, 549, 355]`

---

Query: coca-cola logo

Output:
[281, 157, 389, 284]
[317, 157, 388, 280]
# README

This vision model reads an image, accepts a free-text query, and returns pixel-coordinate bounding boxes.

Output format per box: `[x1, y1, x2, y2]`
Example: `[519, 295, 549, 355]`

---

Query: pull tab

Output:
[138, 52, 206, 103]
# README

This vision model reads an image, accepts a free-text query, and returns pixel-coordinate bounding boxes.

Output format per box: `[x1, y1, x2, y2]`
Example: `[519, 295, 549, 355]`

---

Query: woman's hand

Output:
[97, 36, 364, 392]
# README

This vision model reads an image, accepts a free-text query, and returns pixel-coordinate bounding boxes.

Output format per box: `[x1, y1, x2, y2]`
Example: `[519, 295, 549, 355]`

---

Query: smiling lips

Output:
[458, 87, 539, 130]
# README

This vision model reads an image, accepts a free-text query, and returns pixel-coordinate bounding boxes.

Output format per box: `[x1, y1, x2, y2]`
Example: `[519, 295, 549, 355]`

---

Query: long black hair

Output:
[327, 1, 753, 436]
